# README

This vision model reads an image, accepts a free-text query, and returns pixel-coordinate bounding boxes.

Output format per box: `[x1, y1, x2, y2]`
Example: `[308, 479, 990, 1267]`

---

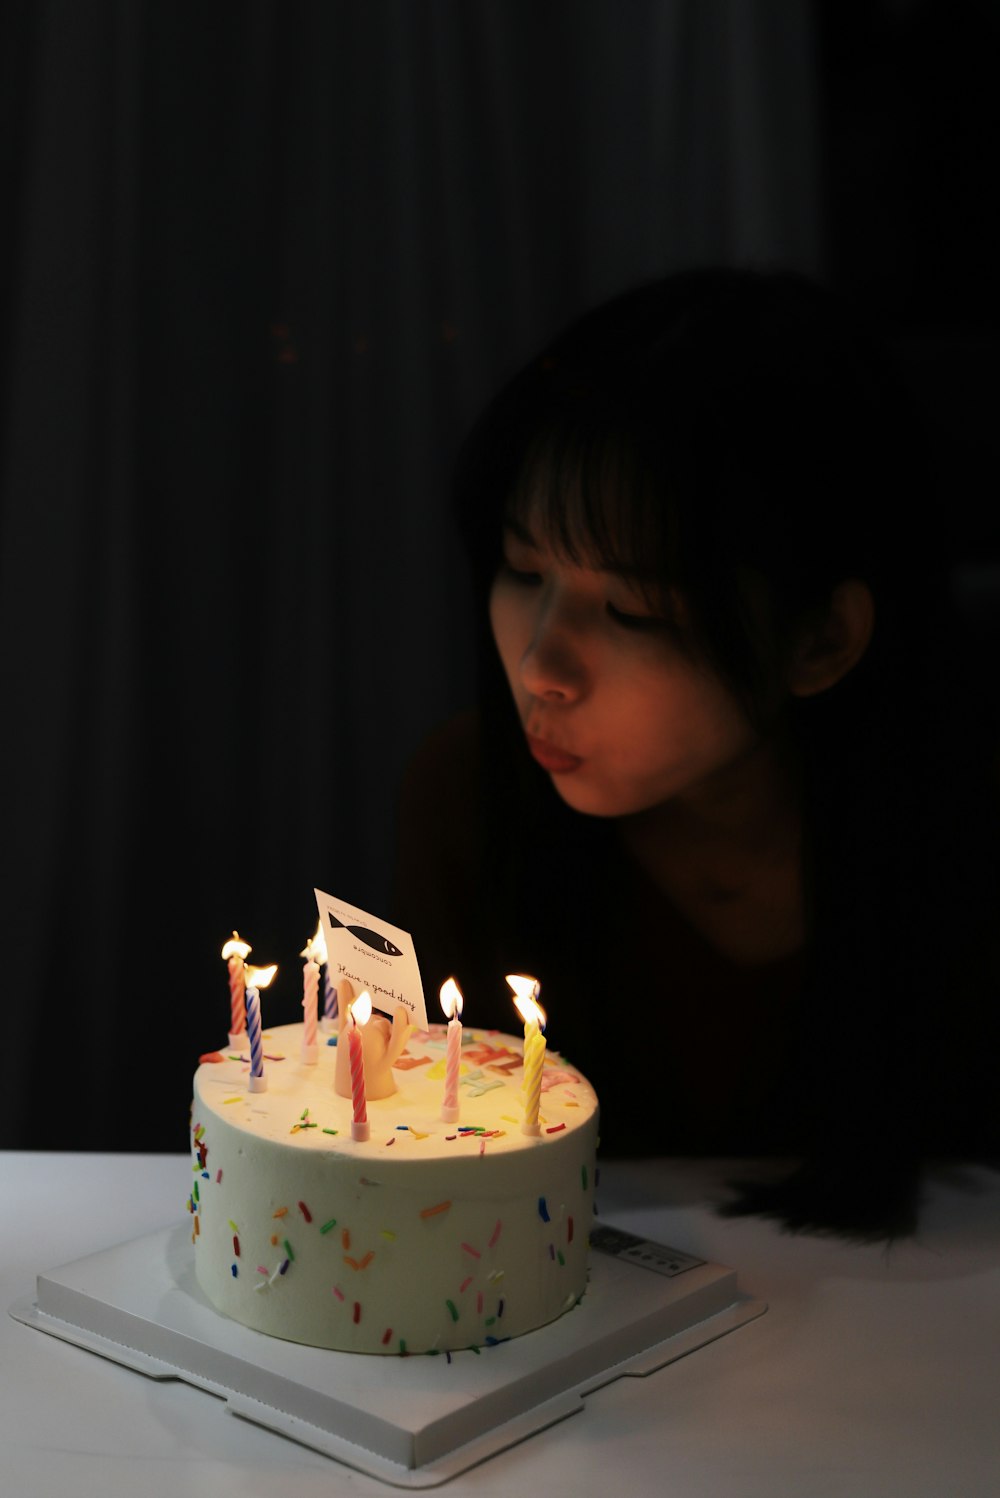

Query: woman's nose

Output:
[519, 604, 587, 704]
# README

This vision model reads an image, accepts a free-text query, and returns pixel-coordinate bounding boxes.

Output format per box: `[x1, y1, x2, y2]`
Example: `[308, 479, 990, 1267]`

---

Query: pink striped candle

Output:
[348, 992, 372, 1141]
[439, 977, 464, 1123]
[299, 933, 321, 1063]
[221, 932, 252, 1046]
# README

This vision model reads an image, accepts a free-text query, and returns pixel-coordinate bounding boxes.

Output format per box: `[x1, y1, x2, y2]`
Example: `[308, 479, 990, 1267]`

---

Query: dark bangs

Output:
[455, 346, 787, 723]
[454, 268, 927, 727]
[504, 413, 683, 619]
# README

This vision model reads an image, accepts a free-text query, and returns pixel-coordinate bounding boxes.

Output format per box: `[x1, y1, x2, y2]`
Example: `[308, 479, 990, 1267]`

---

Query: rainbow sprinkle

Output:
[419, 1200, 452, 1220]
[538, 1197, 550, 1222]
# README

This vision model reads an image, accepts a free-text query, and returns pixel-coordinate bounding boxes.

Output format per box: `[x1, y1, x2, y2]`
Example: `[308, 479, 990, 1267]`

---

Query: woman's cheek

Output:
[489, 579, 527, 684]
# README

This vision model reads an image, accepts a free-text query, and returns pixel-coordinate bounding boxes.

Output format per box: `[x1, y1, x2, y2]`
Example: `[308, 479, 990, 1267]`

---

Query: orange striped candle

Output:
[348, 992, 372, 1141]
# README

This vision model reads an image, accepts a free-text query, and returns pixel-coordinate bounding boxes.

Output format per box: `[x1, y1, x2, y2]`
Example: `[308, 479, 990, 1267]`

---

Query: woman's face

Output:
[489, 514, 763, 819]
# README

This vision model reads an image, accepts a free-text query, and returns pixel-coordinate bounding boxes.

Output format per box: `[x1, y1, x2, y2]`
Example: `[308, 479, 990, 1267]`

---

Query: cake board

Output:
[10, 1221, 766, 1487]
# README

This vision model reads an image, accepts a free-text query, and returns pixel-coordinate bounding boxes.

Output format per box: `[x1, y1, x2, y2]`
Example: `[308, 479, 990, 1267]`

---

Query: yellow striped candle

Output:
[506, 974, 546, 1137]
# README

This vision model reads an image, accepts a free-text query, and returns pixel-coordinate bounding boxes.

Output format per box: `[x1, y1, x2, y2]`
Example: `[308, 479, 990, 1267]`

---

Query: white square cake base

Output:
[10, 1222, 765, 1487]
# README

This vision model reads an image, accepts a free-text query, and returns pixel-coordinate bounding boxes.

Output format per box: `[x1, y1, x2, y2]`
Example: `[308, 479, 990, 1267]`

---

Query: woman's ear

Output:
[788, 579, 875, 697]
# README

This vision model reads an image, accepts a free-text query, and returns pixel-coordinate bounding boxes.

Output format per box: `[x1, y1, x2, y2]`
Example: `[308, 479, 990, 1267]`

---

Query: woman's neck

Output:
[617, 732, 805, 966]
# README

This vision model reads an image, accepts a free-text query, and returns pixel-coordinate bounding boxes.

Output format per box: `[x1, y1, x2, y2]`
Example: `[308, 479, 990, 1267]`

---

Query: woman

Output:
[393, 268, 997, 1236]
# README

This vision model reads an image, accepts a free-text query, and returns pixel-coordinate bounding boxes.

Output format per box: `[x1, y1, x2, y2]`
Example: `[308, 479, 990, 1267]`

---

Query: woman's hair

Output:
[457, 267, 935, 722]
[453, 267, 997, 1236]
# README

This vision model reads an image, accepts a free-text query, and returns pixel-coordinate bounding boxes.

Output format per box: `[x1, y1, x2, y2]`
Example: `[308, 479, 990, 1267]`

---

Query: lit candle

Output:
[299, 931, 322, 1063]
[310, 919, 338, 1028]
[439, 977, 464, 1123]
[244, 963, 278, 1093]
[507, 974, 546, 1136]
[348, 991, 372, 1141]
[221, 932, 252, 1047]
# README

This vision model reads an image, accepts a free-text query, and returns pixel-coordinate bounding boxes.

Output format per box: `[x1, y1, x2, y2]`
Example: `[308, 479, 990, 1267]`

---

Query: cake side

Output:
[188, 1023, 598, 1353]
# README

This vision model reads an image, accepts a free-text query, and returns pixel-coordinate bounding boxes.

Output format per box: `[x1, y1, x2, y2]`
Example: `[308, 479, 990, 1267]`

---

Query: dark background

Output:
[2, 0, 998, 1151]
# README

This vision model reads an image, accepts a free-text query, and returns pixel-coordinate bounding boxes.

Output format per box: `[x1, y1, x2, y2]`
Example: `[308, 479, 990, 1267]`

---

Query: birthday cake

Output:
[189, 1019, 599, 1355]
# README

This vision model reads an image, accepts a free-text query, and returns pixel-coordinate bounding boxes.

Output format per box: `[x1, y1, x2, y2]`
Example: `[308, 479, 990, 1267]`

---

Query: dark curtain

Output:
[1, 0, 996, 1151]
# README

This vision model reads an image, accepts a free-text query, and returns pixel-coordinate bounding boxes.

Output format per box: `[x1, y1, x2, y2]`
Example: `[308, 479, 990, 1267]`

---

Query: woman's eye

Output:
[500, 560, 543, 586]
[606, 602, 664, 631]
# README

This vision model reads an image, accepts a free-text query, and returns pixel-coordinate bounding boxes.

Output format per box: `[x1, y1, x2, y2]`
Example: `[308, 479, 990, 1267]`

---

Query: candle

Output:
[507, 974, 546, 1136]
[348, 991, 372, 1141]
[439, 977, 464, 1123]
[322, 966, 338, 1027]
[299, 932, 322, 1063]
[310, 919, 338, 1028]
[221, 932, 252, 1046]
[244, 963, 278, 1093]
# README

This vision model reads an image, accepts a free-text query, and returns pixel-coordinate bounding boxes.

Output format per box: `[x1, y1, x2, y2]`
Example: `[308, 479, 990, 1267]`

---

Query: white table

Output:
[2, 1151, 998, 1496]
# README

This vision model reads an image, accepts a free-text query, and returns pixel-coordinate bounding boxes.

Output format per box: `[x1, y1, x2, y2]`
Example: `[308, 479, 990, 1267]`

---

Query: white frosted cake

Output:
[189, 1022, 599, 1355]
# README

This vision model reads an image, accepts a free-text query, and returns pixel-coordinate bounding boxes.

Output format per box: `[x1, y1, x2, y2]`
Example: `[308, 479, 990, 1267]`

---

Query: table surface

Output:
[2, 1151, 998, 1497]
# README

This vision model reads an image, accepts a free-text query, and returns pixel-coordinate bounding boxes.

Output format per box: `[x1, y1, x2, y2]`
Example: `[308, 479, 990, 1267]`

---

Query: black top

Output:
[392, 709, 811, 1157]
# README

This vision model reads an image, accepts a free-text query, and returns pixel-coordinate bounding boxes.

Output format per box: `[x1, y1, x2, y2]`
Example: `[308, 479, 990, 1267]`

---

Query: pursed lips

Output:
[525, 731, 585, 773]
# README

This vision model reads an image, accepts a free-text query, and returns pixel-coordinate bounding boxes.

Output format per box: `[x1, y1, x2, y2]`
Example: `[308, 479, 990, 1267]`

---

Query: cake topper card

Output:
[313, 889, 429, 1030]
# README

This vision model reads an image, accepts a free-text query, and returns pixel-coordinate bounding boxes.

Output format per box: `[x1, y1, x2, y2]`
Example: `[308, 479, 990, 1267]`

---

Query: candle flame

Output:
[513, 992, 546, 1031]
[300, 920, 326, 964]
[245, 963, 278, 991]
[507, 974, 545, 1030]
[439, 977, 464, 1021]
[309, 918, 328, 965]
[222, 931, 252, 962]
[351, 990, 373, 1026]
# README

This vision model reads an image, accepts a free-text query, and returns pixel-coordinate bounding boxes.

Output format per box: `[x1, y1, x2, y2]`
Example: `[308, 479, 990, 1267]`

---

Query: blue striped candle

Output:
[244, 963, 277, 1093]
[322, 966, 338, 1025]
[245, 985, 265, 1091]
